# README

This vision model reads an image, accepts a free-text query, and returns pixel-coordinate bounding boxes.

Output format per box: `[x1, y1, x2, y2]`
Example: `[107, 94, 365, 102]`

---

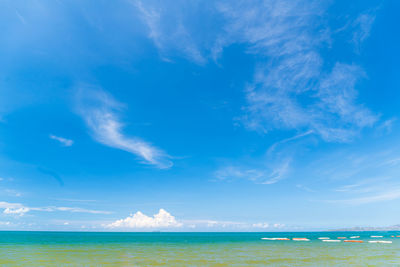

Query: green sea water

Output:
[0, 231, 399, 266]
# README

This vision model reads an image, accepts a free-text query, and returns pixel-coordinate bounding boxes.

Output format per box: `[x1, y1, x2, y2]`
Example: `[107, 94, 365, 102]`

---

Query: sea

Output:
[0, 231, 399, 266]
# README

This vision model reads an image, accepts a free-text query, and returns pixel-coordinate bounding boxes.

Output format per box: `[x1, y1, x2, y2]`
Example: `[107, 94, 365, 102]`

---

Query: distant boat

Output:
[350, 236, 360, 239]
[368, 240, 392, 244]
[344, 240, 363, 243]
[261, 237, 289, 241]
[322, 240, 341, 242]
[318, 237, 330, 239]
[337, 237, 346, 239]
[370, 236, 383, 238]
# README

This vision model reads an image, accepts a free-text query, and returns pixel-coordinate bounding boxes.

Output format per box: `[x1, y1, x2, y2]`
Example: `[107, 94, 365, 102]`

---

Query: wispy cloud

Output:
[51, 198, 97, 203]
[214, 126, 309, 186]
[0, 201, 111, 216]
[49, 134, 74, 147]
[36, 206, 111, 214]
[303, 145, 400, 205]
[37, 167, 64, 186]
[216, 1, 378, 142]
[215, 158, 291, 185]
[133, 0, 208, 64]
[75, 86, 172, 169]
[3, 189, 22, 197]
[352, 10, 376, 52]
[134, 1, 379, 142]
[329, 188, 400, 205]
[296, 184, 315, 193]
[376, 118, 396, 135]
[267, 130, 314, 155]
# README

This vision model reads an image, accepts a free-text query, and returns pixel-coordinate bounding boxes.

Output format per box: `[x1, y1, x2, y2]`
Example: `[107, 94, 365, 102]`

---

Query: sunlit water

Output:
[0, 231, 399, 266]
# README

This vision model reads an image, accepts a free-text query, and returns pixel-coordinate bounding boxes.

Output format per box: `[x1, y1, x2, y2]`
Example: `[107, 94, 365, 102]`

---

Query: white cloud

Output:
[134, 0, 208, 64]
[33, 206, 111, 214]
[106, 209, 287, 231]
[49, 134, 74, 147]
[329, 188, 400, 205]
[216, 1, 378, 142]
[134, 0, 379, 142]
[304, 145, 400, 205]
[185, 219, 287, 231]
[352, 11, 376, 51]
[262, 159, 291, 185]
[252, 222, 269, 228]
[273, 223, 285, 229]
[75, 86, 172, 169]
[296, 184, 315, 193]
[187, 219, 246, 229]
[107, 209, 182, 229]
[267, 130, 314, 155]
[215, 158, 291, 185]
[0, 202, 29, 216]
[376, 118, 396, 134]
[0, 201, 110, 216]
[4, 207, 29, 215]
[4, 189, 22, 197]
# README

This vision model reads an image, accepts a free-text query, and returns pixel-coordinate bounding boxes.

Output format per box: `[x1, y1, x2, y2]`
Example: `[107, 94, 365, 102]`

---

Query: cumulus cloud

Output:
[75, 86, 172, 169]
[107, 209, 182, 229]
[106, 209, 288, 231]
[49, 134, 74, 147]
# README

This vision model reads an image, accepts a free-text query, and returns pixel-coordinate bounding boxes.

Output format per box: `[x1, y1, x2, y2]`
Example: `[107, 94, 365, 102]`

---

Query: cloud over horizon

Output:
[106, 209, 288, 231]
[107, 209, 182, 229]
[0, 201, 111, 216]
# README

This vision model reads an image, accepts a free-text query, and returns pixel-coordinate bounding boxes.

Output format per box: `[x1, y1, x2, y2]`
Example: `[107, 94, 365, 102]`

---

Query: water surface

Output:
[0, 231, 399, 266]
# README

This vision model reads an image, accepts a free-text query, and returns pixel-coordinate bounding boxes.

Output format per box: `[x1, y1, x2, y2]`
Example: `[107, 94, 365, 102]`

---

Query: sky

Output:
[0, 0, 399, 231]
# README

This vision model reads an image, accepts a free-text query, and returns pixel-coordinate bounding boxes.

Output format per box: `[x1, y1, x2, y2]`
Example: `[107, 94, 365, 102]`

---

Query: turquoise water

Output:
[0, 231, 399, 266]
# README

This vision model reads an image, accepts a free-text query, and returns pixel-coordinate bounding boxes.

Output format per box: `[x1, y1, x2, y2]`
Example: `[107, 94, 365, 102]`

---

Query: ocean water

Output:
[0, 231, 399, 266]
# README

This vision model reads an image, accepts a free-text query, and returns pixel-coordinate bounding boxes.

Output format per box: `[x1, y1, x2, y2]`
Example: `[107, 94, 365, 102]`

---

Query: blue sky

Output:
[0, 0, 400, 231]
